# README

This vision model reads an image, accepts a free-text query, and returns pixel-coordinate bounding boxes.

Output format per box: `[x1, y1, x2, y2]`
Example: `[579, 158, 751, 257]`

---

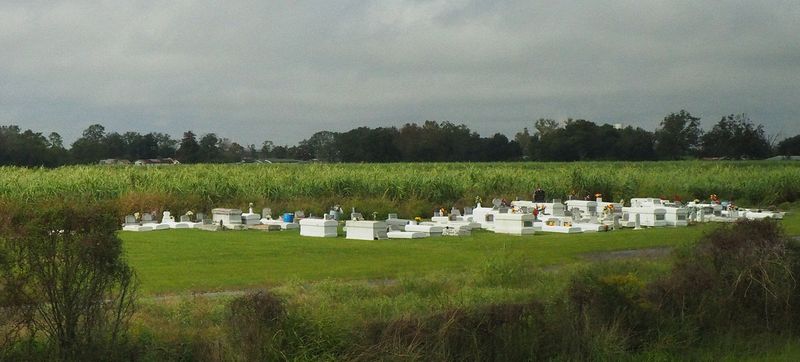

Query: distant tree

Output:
[104, 132, 127, 159]
[701, 114, 771, 159]
[247, 144, 258, 159]
[270, 145, 289, 159]
[654, 110, 702, 160]
[199, 133, 221, 162]
[175, 131, 201, 163]
[221, 140, 246, 162]
[534, 118, 560, 138]
[46, 132, 70, 165]
[71, 124, 108, 163]
[151, 132, 177, 158]
[301, 131, 340, 161]
[514, 128, 533, 160]
[260, 140, 274, 158]
[0, 126, 62, 167]
[776, 135, 800, 156]
[616, 126, 657, 161]
[47, 132, 64, 149]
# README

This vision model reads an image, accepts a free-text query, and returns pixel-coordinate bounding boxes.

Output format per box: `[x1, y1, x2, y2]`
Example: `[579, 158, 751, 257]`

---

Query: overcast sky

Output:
[1, 1, 798, 145]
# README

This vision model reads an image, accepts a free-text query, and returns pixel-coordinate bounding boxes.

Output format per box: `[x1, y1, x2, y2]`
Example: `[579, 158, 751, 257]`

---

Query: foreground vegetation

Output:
[2, 194, 800, 360]
[1, 161, 798, 219]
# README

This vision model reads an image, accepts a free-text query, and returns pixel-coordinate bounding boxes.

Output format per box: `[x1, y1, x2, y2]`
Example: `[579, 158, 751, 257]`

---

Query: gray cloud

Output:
[1, 0, 798, 145]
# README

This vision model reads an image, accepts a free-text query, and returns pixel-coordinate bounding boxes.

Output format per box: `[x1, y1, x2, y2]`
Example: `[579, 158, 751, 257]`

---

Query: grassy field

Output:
[124, 227, 693, 294]
[123, 213, 800, 295]
[120, 213, 800, 360]
[3, 162, 799, 219]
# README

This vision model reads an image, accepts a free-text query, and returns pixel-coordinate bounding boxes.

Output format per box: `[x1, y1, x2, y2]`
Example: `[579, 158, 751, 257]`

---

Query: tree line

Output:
[1, 111, 799, 166]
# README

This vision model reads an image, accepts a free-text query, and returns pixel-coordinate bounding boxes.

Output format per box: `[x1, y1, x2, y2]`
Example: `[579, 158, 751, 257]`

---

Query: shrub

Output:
[567, 262, 656, 353]
[648, 220, 800, 334]
[226, 290, 286, 361]
[0, 198, 137, 360]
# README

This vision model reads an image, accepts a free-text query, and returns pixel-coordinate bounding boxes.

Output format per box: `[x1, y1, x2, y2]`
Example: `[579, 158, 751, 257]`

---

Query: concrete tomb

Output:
[404, 223, 444, 237]
[212, 208, 247, 229]
[345, 220, 388, 240]
[241, 203, 262, 225]
[493, 212, 536, 235]
[260, 207, 300, 230]
[300, 216, 338, 238]
[540, 217, 582, 234]
[122, 215, 153, 232]
[386, 213, 411, 231]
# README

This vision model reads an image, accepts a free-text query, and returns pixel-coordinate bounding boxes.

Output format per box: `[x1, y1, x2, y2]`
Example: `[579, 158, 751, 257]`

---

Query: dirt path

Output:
[143, 247, 679, 302]
[580, 246, 673, 262]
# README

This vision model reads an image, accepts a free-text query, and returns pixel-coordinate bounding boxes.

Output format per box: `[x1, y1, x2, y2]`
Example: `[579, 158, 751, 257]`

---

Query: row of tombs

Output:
[121, 195, 786, 240]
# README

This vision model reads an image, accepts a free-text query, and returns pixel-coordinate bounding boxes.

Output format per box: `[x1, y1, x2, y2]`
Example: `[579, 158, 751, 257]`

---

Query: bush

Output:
[226, 290, 286, 361]
[0, 198, 137, 360]
[648, 220, 799, 334]
[567, 262, 656, 354]
[360, 301, 546, 361]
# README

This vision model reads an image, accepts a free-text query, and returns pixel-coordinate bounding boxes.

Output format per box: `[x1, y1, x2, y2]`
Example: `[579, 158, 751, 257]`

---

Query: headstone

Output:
[124, 215, 137, 225]
[612, 215, 621, 230]
[351, 212, 364, 221]
[180, 215, 190, 222]
[329, 205, 342, 220]
[450, 207, 461, 217]
[262, 208, 272, 220]
[464, 206, 473, 215]
[571, 208, 583, 222]
[295, 210, 306, 219]
[196, 212, 206, 222]
[162, 211, 175, 223]
[634, 213, 642, 230]
[142, 213, 156, 224]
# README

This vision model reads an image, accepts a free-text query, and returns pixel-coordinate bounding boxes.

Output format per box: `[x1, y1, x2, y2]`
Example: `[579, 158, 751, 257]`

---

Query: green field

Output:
[3, 162, 799, 219]
[124, 212, 800, 294]
[5, 161, 800, 360]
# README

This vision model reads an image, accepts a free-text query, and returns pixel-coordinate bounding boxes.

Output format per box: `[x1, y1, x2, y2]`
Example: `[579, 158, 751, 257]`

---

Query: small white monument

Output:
[493, 212, 536, 236]
[260, 207, 299, 230]
[121, 215, 153, 232]
[299, 216, 338, 238]
[345, 220, 388, 240]
[241, 203, 262, 225]
[212, 208, 244, 227]
[386, 213, 411, 231]
[565, 200, 598, 217]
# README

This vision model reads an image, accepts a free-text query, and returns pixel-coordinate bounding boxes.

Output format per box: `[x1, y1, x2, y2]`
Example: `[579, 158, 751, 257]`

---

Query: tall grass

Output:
[0, 161, 797, 216]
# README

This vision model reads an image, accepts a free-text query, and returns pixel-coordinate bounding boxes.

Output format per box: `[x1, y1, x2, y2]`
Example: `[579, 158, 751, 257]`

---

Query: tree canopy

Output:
[0, 111, 794, 166]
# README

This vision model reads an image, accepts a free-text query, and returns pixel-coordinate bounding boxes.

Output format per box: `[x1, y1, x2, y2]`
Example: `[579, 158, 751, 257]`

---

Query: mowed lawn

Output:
[123, 212, 799, 295]
[122, 224, 705, 294]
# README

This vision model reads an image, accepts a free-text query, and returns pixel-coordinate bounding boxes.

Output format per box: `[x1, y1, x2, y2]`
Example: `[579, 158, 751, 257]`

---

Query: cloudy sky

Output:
[1, 1, 798, 145]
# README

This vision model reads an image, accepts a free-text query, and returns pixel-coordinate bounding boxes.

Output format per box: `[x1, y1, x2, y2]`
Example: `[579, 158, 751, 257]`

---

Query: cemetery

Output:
[119, 188, 787, 241]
